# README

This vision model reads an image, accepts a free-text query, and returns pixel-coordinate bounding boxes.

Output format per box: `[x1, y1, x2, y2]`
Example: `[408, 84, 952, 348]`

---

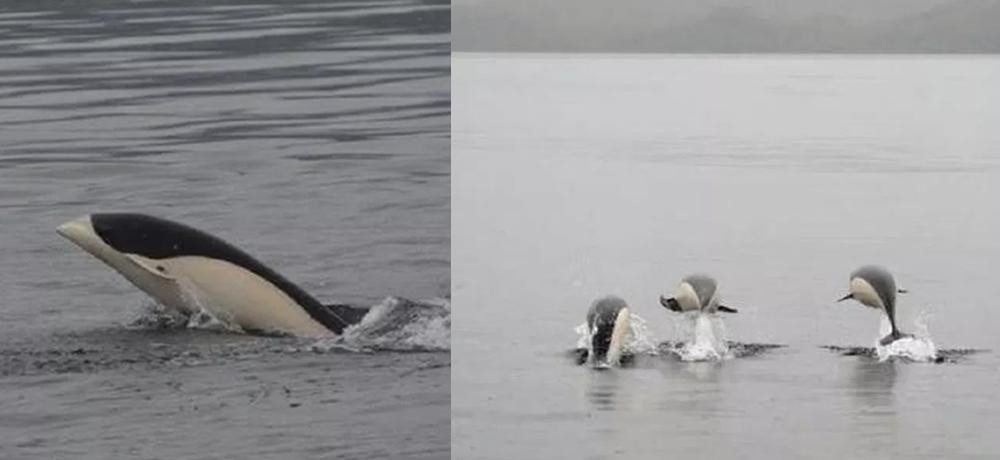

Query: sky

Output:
[453, 0, 1000, 53]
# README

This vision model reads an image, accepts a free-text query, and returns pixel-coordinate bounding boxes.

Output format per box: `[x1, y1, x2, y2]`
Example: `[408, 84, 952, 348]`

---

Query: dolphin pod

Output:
[54, 215, 923, 354]
[580, 267, 921, 366]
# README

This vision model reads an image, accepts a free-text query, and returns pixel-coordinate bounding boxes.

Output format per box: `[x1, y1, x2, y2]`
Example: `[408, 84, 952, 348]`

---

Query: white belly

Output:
[606, 307, 631, 364]
[151, 256, 331, 337]
[675, 282, 702, 311]
[850, 277, 885, 311]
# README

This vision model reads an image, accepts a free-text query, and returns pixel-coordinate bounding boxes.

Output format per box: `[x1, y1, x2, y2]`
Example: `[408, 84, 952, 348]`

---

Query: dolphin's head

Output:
[586, 296, 631, 367]
[57, 213, 192, 313]
[58, 215, 127, 268]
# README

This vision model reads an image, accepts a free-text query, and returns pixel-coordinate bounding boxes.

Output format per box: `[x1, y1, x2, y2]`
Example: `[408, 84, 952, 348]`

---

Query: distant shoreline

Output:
[454, 0, 1000, 55]
[453, 50, 1000, 56]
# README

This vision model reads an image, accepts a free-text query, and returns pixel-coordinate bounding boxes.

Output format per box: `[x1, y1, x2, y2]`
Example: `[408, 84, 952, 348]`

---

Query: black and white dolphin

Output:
[584, 296, 632, 366]
[659, 274, 738, 314]
[57, 213, 367, 337]
[837, 265, 911, 346]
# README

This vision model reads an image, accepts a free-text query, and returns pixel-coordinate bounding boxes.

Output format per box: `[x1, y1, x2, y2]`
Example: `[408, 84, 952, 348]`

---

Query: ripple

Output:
[821, 345, 988, 363]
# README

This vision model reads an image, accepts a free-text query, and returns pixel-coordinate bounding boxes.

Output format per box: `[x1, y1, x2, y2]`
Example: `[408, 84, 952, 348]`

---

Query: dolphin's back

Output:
[587, 296, 627, 329]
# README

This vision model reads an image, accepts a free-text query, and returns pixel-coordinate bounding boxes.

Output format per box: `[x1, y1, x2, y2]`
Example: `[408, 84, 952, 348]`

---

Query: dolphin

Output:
[584, 296, 632, 366]
[57, 213, 368, 337]
[838, 265, 911, 346]
[659, 274, 738, 314]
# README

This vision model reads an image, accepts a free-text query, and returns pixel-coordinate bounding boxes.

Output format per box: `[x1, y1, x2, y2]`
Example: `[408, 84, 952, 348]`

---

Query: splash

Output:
[127, 298, 245, 334]
[313, 297, 450, 352]
[127, 301, 190, 330]
[128, 297, 450, 352]
[660, 341, 784, 359]
[184, 308, 240, 333]
[574, 312, 660, 366]
[625, 314, 659, 355]
[665, 312, 731, 361]
[874, 313, 937, 362]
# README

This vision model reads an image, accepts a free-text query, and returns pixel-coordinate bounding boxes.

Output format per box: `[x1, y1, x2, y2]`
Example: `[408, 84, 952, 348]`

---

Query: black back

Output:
[91, 213, 351, 334]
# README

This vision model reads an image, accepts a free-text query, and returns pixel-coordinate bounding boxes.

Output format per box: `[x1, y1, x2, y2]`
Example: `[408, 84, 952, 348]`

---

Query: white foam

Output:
[185, 307, 236, 332]
[127, 295, 451, 352]
[671, 312, 731, 362]
[874, 313, 938, 362]
[127, 301, 189, 329]
[128, 299, 242, 333]
[316, 297, 451, 352]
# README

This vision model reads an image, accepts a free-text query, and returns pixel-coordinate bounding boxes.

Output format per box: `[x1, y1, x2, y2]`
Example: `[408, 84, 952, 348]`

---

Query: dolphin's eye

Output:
[156, 265, 166, 272]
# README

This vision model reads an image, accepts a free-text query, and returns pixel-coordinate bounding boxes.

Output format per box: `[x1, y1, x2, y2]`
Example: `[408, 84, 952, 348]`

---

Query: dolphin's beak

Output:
[57, 215, 93, 240]
[660, 296, 681, 312]
[57, 215, 101, 255]
[837, 293, 853, 302]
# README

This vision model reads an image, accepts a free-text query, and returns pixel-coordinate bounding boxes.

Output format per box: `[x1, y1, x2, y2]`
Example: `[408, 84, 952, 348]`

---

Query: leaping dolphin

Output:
[659, 274, 738, 314]
[584, 296, 632, 366]
[838, 265, 911, 346]
[57, 213, 368, 337]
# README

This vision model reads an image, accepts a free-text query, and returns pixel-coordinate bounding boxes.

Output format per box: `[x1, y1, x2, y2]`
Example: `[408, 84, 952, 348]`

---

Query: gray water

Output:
[453, 54, 1000, 459]
[0, 1, 449, 458]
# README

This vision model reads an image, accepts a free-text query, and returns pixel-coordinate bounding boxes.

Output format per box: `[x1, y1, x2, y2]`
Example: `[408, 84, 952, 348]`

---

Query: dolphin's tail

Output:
[322, 304, 370, 333]
[879, 329, 914, 346]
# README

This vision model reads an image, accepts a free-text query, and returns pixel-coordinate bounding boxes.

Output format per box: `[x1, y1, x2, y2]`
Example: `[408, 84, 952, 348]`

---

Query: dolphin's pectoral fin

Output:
[124, 254, 176, 280]
[660, 296, 682, 312]
[717, 305, 739, 313]
[322, 304, 370, 327]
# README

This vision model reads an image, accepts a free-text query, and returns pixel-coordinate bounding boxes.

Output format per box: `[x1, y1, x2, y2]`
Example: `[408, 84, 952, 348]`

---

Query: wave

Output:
[572, 311, 783, 366]
[821, 345, 985, 364]
[1, 297, 449, 377]
[128, 296, 451, 352]
[314, 296, 450, 352]
[822, 312, 983, 363]
[658, 341, 786, 360]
